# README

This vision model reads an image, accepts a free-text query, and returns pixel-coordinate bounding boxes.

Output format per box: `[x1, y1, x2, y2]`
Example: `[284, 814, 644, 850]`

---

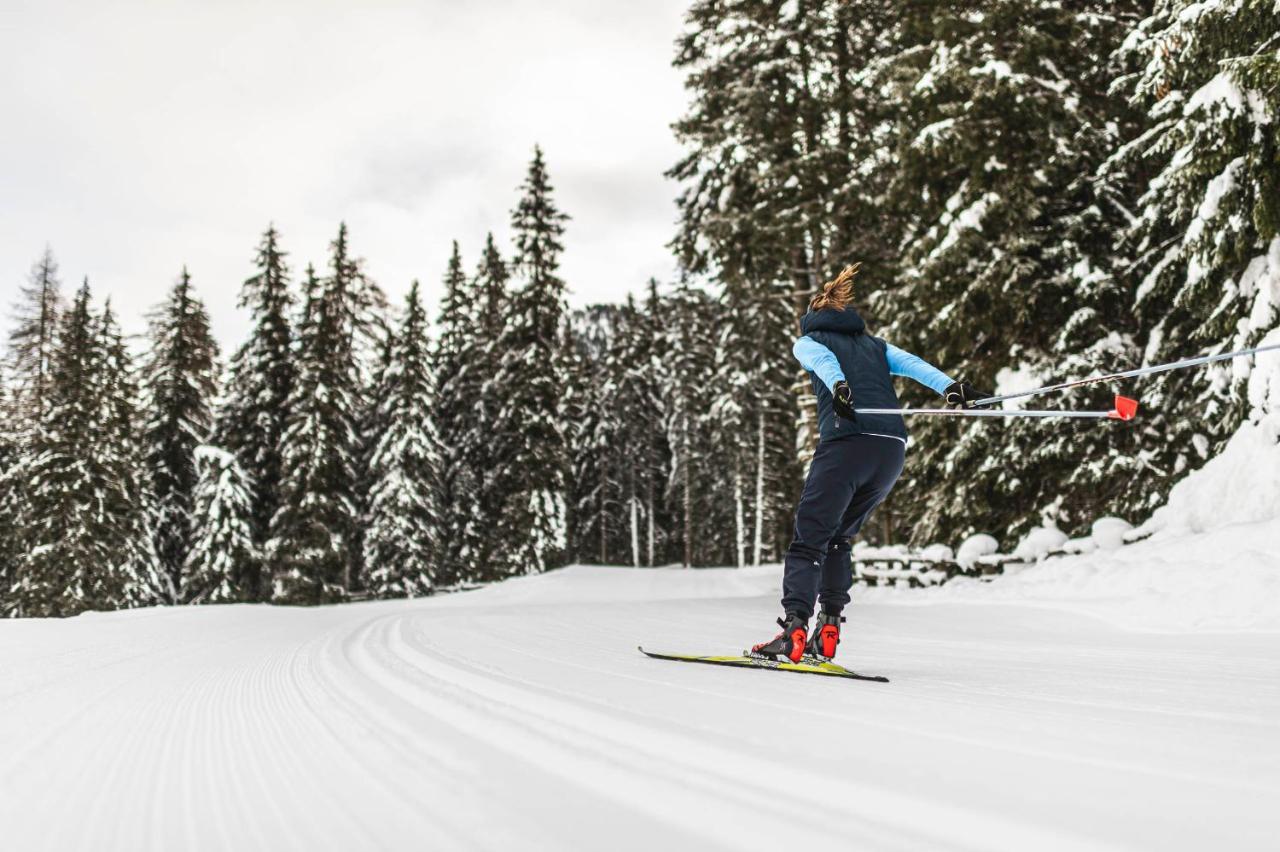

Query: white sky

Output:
[0, 0, 691, 349]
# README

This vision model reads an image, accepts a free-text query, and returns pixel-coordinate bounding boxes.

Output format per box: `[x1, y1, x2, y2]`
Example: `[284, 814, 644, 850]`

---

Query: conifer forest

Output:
[3, 1, 1279, 617]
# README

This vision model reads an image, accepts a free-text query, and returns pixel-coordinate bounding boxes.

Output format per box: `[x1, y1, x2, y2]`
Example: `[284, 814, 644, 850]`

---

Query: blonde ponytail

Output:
[809, 263, 861, 312]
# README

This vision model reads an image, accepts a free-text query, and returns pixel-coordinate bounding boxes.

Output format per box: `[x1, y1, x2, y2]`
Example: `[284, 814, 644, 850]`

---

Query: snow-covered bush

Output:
[956, 535, 998, 569]
[1091, 518, 1133, 551]
[1062, 537, 1098, 556]
[1013, 525, 1068, 562]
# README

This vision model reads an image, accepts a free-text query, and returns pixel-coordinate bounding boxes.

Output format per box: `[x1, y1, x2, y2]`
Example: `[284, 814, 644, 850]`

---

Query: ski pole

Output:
[974, 342, 1280, 408]
[855, 395, 1138, 421]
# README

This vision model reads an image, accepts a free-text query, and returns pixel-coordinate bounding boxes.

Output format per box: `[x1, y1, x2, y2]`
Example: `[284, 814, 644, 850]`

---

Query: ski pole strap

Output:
[974, 342, 1280, 408]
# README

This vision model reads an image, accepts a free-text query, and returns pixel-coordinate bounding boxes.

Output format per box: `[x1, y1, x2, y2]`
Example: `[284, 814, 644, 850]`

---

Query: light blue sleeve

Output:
[885, 343, 954, 395]
[792, 336, 845, 392]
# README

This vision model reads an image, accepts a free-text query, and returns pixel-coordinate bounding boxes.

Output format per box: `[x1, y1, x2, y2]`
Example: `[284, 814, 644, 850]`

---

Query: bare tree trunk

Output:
[682, 415, 692, 568]
[629, 493, 640, 568]
[599, 479, 608, 565]
[646, 476, 655, 568]
[733, 467, 745, 568]
[752, 408, 767, 566]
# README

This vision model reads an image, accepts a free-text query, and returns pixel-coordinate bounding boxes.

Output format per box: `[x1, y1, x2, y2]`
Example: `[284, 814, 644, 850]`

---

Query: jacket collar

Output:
[801, 306, 866, 336]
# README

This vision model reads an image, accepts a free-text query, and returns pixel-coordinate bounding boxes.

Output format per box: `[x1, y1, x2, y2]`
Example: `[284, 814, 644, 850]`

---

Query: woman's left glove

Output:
[833, 380, 856, 419]
[944, 380, 989, 409]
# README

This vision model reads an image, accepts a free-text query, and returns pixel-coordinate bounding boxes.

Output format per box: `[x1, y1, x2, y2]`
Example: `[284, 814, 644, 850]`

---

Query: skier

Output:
[752, 265, 987, 663]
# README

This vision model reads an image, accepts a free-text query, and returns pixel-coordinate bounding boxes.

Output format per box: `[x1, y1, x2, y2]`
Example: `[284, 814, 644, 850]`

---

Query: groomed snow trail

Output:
[2, 565, 1277, 851]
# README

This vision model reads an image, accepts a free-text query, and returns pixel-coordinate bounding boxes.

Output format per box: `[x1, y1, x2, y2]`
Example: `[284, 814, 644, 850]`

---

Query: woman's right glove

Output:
[833, 380, 856, 419]
[944, 380, 989, 409]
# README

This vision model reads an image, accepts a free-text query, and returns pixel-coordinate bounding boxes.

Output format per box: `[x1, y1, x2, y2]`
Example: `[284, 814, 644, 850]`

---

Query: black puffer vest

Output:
[801, 307, 907, 442]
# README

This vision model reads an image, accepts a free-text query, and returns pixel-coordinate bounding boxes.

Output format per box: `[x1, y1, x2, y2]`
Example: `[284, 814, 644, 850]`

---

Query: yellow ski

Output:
[638, 647, 888, 682]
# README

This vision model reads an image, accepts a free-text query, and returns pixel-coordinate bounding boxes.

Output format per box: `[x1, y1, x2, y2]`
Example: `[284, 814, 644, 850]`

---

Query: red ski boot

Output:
[806, 611, 845, 661]
[751, 614, 808, 663]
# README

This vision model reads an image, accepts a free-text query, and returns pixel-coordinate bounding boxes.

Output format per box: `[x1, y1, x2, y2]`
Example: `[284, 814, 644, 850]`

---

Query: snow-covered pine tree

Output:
[430, 241, 472, 583]
[1, 249, 65, 611]
[183, 446, 258, 603]
[452, 233, 511, 582]
[8, 282, 100, 615]
[1109, 0, 1280, 502]
[10, 283, 160, 615]
[270, 261, 352, 603]
[364, 282, 442, 597]
[862, 1, 1145, 544]
[624, 280, 676, 566]
[671, 2, 898, 556]
[709, 292, 755, 567]
[670, 0, 837, 302]
[484, 147, 574, 577]
[97, 302, 165, 608]
[213, 226, 295, 598]
[661, 278, 722, 566]
[0, 382, 17, 611]
[716, 278, 801, 562]
[144, 268, 220, 600]
[566, 304, 623, 564]
[7, 247, 63, 425]
[269, 226, 373, 604]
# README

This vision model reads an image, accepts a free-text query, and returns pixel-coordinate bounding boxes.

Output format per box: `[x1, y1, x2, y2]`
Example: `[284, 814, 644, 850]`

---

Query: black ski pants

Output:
[781, 434, 906, 620]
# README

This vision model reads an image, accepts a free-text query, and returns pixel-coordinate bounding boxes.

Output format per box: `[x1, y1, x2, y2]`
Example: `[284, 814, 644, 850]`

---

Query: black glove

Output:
[944, 380, 989, 409]
[833, 380, 856, 420]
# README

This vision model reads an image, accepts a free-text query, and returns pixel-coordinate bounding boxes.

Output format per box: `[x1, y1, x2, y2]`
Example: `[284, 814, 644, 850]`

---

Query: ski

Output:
[638, 646, 889, 682]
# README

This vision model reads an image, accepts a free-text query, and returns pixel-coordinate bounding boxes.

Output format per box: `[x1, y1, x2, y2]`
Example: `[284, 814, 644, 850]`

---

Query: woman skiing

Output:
[752, 264, 986, 663]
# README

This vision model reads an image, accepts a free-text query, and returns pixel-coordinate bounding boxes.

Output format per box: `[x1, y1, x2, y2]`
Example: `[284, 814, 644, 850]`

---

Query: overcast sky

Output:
[0, 0, 691, 349]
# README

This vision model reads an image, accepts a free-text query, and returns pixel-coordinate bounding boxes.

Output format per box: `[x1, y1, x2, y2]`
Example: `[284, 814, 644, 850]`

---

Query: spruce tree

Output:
[183, 446, 258, 603]
[214, 226, 295, 597]
[858, 1, 1144, 544]
[7, 247, 63, 424]
[566, 304, 622, 564]
[269, 226, 370, 603]
[661, 279, 721, 566]
[715, 280, 801, 562]
[452, 234, 510, 581]
[625, 281, 675, 566]
[0, 382, 18, 610]
[486, 147, 573, 576]
[364, 282, 442, 597]
[98, 301, 165, 608]
[10, 283, 160, 616]
[431, 241, 472, 582]
[9, 283, 99, 615]
[144, 268, 220, 600]
[1111, 0, 1280, 498]
[671, 0, 831, 299]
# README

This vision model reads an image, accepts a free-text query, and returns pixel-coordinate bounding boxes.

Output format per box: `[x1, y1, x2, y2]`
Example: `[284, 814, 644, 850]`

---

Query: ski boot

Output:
[750, 614, 808, 663]
[805, 611, 845, 661]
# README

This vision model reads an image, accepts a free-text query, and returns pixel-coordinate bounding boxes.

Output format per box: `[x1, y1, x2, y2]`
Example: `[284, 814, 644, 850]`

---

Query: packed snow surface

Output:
[3, 557, 1278, 851]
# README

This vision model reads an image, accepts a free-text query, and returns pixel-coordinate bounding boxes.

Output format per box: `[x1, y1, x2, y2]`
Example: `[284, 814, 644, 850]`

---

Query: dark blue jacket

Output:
[800, 308, 909, 442]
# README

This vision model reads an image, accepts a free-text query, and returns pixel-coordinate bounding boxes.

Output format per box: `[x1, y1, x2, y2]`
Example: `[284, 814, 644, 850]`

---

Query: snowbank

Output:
[912, 417, 1280, 631]
[1142, 415, 1280, 535]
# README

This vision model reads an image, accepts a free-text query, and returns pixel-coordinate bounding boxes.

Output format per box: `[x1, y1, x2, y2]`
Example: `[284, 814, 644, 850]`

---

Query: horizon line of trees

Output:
[0, 146, 796, 618]
[1, 148, 599, 616]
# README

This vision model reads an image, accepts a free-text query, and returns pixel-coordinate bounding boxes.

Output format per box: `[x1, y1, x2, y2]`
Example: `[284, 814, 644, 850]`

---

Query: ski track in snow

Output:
[1, 566, 1278, 851]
